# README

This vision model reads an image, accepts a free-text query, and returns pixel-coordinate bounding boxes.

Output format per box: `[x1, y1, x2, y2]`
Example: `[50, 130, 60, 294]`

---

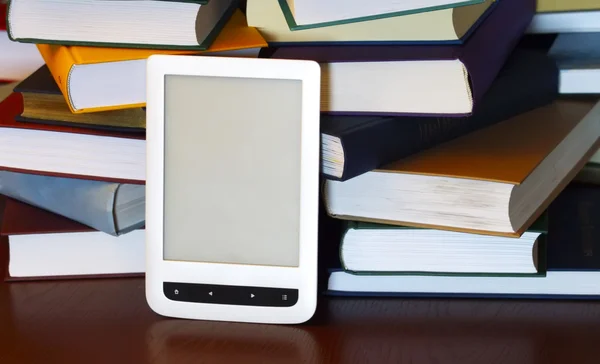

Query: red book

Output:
[0, 92, 145, 184]
[0, 198, 145, 281]
[0, 4, 6, 31]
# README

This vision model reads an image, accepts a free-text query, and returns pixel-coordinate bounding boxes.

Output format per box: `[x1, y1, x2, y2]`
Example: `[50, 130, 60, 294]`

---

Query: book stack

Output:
[249, 0, 600, 298]
[0, 0, 267, 280]
[1, 0, 600, 301]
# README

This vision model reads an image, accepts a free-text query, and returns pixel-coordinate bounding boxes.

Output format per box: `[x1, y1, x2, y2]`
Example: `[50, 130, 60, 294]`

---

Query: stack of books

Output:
[1, 0, 600, 301]
[248, 0, 600, 298]
[0, 0, 267, 280]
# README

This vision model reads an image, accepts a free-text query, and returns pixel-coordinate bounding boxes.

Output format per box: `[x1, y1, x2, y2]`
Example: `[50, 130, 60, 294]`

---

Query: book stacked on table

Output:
[1, 0, 600, 301]
[0, 0, 267, 281]
[249, 0, 600, 298]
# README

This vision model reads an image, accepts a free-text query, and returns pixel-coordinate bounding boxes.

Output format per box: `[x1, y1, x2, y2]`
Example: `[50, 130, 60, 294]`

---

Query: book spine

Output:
[36, 44, 78, 113]
[547, 184, 600, 270]
[327, 50, 558, 181]
[460, 0, 535, 106]
[0, 171, 120, 235]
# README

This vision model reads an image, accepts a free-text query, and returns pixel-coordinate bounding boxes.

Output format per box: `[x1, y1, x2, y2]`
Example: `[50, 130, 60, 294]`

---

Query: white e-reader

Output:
[145, 55, 321, 324]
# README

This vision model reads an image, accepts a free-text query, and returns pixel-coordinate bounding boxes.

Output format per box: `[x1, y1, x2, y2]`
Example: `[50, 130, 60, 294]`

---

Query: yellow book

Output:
[37, 10, 267, 114]
[247, 0, 495, 43]
[537, 0, 600, 13]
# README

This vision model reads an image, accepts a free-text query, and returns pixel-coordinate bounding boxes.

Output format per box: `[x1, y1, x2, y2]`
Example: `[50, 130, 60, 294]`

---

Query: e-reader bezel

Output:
[145, 55, 320, 324]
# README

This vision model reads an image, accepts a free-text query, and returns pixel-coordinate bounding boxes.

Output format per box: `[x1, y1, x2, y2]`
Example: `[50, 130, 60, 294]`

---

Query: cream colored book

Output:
[537, 0, 600, 13]
[247, 0, 494, 43]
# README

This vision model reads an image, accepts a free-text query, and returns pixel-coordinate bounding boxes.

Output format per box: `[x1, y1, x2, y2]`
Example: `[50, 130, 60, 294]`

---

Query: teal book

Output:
[339, 217, 547, 277]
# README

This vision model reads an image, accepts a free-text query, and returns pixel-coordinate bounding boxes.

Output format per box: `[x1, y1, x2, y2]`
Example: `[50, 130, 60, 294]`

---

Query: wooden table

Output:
[3, 278, 600, 364]
[2, 200, 600, 363]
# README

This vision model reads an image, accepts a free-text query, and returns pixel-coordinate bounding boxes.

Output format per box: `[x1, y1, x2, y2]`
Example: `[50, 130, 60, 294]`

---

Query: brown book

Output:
[0, 198, 144, 281]
[0, 92, 144, 184]
[324, 100, 600, 237]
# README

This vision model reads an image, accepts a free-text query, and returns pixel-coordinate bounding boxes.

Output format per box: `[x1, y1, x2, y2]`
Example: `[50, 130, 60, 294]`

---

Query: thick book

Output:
[263, 0, 534, 116]
[7, 0, 236, 50]
[14, 65, 146, 133]
[327, 184, 600, 298]
[0, 92, 145, 183]
[339, 221, 547, 276]
[247, 0, 494, 44]
[324, 100, 600, 237]
[0, 199, 144, 281]
[321, 49, 558, 181]
[37, 10, 267, 113]
[279, 0, 488, 29]
[549, 33, 600, 95]
[0, 170, 144, 236]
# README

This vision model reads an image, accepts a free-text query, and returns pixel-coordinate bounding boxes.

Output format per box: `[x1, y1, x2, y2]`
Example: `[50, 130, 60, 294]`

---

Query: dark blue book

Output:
[546, 184, 600, 271]
[321, 49, 559, 181]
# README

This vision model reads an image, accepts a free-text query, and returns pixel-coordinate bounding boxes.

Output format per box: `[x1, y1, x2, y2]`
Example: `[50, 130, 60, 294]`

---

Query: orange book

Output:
[37, 10, 267, 113]
[324, 100, 600, 237]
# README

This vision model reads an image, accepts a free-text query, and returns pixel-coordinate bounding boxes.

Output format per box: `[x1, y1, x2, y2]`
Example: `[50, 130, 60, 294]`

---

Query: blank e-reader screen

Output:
[163, 75, 302, 267]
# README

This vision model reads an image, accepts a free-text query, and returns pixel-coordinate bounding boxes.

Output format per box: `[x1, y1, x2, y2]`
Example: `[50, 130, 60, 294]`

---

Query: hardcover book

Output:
[321, 50, 559, 181]
[0, 199, 144, 281]
[324, 100, 600, 236]
[8, 0, 236, 50]
[247, 0, 495, 44]
[264, 0, 534, 116]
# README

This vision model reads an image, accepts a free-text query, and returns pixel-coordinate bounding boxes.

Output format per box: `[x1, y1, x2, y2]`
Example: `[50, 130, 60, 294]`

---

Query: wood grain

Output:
[2, 277, 600, 364]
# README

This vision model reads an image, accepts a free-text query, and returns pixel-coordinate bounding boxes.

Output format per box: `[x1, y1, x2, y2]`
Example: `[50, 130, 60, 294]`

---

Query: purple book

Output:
[262, 0, 535, 117]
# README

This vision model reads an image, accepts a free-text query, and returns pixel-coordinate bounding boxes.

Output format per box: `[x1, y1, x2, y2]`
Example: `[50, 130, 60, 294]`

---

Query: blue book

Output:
[0, 170, 144, 236]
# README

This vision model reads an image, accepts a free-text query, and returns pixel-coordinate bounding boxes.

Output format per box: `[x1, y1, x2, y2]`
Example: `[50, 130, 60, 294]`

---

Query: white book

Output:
[527, 11, 600, 34]
[328, 271, 600, 297]
[7, 230, 145, 279]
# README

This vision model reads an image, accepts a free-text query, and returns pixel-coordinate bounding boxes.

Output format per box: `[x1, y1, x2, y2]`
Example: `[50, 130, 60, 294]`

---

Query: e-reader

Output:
[145, 55, 321, 324]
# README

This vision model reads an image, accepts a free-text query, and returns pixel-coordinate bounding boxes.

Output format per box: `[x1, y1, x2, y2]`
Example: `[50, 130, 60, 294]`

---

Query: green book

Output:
[279, 0, 488, 31]
[7, 0, 237, 50]
[339, 214, 548, 278]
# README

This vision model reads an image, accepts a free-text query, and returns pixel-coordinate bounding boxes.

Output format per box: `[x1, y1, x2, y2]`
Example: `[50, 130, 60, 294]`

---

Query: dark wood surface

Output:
[2, 199, 600, 363]
[3, 278, 600, 364]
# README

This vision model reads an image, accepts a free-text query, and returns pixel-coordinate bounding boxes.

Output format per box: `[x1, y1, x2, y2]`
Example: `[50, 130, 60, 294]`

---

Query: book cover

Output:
[537, 0, 600, 13]
[324, 100, 600, 238]
[546, 184, 600, 271]
[7, 0, 234, 50]
[321, 49, 559, 181]
[279, 0, 489, 31]
[248, 0, 494, 44]
[265, 0, 535, 117]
